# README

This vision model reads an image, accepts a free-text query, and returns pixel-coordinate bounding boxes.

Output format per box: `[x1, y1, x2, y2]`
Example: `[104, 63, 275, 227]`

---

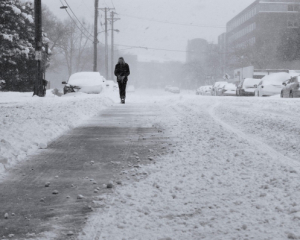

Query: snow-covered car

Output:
[196, 86, 202, 95]
[215, 82, 228, 96]
[62, 72, 106, 95]
[168, 87, 180, 94]
[236, 78, 262, 96]
[281, 75, 300, 98]
[211, 82, 228, 96]
[165, 85, 172, 91]
[197, 86, 212, 95]
[221, 83, 237, 96]
[254, 72, 291, 97]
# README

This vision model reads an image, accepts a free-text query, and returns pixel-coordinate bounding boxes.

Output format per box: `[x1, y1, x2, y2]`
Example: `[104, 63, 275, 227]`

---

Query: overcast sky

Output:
[44, 0, 254, 62]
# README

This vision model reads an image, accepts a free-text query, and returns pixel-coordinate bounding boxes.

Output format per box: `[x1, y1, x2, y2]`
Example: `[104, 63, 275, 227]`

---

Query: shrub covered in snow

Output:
[0, 0, 49, 91]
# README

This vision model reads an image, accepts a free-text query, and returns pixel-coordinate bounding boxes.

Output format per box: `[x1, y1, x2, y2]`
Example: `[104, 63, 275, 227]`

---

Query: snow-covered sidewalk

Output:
[0, 90, 114, 176]
[80, 94, 300, 240]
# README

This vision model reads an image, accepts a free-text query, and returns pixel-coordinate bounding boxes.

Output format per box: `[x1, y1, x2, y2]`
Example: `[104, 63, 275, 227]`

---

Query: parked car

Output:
[62, 72, 106, 94]
[221, 83, 237, 96]
[236, 78, 262, 96]
[202, 86, 212, 95]
[168, 87, 180, 94]
[281, 76, 300, 98]
[215, 82, 228, 96]
[196, 86, 212, 95]
[165, 85, 172, 91]
[211, 82, 228, 96]
[196, 86, 203, 95]
[254, 72, 291, 97]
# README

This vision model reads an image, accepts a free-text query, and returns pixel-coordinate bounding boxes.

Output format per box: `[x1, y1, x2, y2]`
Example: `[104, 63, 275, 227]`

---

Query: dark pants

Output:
[118, 81, 127, 99]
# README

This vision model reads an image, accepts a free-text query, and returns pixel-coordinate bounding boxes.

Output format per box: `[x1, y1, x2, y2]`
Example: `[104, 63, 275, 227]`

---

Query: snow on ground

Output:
[0, 89, 116, 177]
[79, 92, 300, 240]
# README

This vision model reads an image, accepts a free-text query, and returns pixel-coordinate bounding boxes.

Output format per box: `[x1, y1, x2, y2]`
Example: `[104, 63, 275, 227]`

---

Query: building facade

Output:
[186, 38, 208, 64]
[219, 0, 300, 71]
[218, 33, 227, 75]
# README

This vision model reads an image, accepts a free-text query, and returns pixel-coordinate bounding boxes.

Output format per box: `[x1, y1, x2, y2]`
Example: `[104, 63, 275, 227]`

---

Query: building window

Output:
[288, 4, 300, 12]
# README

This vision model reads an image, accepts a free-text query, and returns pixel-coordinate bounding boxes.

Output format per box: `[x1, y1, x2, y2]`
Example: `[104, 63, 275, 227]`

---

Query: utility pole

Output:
[33, 0, 45, 97]
[93, 0, 99, 72]
[99, 7, 114, 79]
[108, 12, 120, 80]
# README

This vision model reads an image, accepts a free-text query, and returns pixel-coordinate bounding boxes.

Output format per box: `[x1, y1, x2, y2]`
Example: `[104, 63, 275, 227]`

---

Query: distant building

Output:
[218, 33, 227, 75]
[186, 38, 208, 64]
[219, 0, 300, 71]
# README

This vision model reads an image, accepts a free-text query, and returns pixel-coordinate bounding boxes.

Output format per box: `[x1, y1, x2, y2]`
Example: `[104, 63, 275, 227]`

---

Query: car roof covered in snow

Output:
[68, 72, 106, 86]
[261, 72, 291, 86]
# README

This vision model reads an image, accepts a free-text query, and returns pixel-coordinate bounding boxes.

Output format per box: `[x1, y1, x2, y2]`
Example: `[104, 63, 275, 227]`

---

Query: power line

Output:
[64, 0, 94, 39]
[60, 0, 94, 42]
[110, 0, 116, 9]
[118, 13, 226, 29]
[115, 44, 228, 54]
[115, 44, 190, 53]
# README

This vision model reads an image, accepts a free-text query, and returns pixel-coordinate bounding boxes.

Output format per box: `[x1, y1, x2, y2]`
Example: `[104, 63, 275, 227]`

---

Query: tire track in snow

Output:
[209, 100, 300, 172]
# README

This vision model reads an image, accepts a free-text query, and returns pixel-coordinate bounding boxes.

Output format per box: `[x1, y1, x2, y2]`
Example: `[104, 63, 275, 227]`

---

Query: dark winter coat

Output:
[114, 63, 130, 82]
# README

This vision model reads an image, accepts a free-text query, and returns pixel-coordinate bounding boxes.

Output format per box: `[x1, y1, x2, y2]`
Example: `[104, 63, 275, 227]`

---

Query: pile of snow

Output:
[0, 90, 114, 176]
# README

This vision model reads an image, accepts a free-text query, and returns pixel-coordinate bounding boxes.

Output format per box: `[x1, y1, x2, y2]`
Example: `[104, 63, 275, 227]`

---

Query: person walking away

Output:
[114, 57, 130, 104]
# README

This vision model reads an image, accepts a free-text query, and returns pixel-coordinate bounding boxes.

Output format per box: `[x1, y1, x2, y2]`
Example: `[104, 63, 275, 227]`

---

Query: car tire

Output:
[280, 91, 283, 98]
[290, 91, 294, 98]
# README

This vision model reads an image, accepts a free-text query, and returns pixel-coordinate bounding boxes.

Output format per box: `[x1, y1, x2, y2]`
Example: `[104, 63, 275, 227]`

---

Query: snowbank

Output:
[0, 90, 114, 176]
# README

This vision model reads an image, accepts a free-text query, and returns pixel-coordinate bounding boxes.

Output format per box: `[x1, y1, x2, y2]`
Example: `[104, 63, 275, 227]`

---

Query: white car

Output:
[62, 72, 106, 94]
[221, 83, 237, 96]
[168, 87, 180, 94]
[212, 81, 228, 96]
[197, 86, 212, 95]
[237, 78, 262, 96]
[254, 72, 291, 97]
[196, 86, 203, 95]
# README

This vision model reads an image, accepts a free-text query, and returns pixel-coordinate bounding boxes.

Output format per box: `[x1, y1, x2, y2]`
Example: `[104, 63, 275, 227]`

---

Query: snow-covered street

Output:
[1, 90, 300, 240]
[79, 92, 300, 240]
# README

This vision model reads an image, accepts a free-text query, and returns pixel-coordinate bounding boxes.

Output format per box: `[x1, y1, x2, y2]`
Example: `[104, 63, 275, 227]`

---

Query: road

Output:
[1, 91, 300, 240]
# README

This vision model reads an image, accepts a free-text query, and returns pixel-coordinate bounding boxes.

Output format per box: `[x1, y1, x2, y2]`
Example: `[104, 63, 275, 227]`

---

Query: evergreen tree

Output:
[0, 0, 49, 91]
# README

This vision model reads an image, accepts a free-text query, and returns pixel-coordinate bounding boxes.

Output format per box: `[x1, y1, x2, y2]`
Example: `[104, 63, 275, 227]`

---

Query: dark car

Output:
[281, 76, 300, 98]
[236, 78, 261, 96]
